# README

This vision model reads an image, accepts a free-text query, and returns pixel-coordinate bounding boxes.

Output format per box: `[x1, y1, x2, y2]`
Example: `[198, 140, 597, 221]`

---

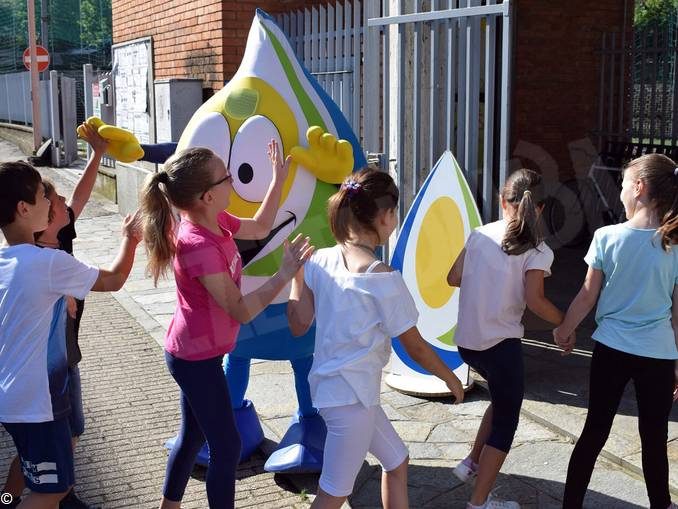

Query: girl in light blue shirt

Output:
[554, 153, 678, 509]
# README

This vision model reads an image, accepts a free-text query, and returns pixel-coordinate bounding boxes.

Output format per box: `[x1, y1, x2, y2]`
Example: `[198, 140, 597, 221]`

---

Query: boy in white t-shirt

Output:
[0, 161, 141, 508]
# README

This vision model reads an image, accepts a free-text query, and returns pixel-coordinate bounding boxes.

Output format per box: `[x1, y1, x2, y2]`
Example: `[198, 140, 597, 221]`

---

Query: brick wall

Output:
[112, 0, 327, 93]
[511, 0, 633, 180]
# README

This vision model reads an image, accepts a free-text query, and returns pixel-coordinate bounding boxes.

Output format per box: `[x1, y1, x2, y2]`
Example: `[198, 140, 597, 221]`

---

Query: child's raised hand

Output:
[267, 139, 292, 184]
[78, 122, 109, 155]
[122, 209, 143, 243]
[279, 234, 314, 280]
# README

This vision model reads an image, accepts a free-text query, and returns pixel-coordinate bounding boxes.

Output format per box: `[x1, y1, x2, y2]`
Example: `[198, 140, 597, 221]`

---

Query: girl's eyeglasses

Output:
[201, 173, 233, 198]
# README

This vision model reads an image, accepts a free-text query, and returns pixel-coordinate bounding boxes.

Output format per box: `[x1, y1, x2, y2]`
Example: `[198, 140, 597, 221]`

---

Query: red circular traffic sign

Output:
[23, 45, 50, 72]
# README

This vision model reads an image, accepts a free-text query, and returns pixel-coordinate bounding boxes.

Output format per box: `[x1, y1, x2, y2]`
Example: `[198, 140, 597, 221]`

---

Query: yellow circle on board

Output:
[415, 196, 465, 309]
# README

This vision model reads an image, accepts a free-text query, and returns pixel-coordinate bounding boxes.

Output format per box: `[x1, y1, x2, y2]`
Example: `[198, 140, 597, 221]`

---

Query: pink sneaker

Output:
[453, 457, 478, 483]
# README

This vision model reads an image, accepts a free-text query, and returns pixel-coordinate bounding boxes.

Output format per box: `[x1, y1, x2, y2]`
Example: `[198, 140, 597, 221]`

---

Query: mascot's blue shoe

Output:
[164, 400, 264, 467]
[264, 411, 326, 473]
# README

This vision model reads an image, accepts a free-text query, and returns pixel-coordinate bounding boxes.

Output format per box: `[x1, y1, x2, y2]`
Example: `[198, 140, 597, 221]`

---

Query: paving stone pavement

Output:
[0, 140, 671, 508]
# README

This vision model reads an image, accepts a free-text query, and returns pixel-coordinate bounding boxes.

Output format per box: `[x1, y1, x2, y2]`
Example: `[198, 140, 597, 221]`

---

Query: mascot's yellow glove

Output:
[290, 126, 354, 184]
[76, 116, 144, 163]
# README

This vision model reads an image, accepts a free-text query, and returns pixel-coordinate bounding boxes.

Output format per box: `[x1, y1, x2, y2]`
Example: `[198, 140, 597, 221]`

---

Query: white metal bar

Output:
[382, 0, 389, 163]
[498, 0, 512, 203]
[465, 0, 482, 197]
[327, 3, 336, 100]
[368, 3, 508, 27]
[353, 0, 361, 140]
[304, 9, 311, 69]
[456, 0, 468, 169]
[319, 4, 327, 91]
[483, 0, 497, 222]
[397, 0, 406, 222]
[429, 0, 441, 170]
[49, 71, 61, 167]
[312, 7, 319, 75]
[412, 6, 421, 192]
[344, 0, 353, 129]
[363, 0, 380, 152]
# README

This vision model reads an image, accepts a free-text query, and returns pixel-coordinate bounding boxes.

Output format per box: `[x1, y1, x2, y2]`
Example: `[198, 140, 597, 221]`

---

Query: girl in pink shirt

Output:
[140, 142, 313, 509]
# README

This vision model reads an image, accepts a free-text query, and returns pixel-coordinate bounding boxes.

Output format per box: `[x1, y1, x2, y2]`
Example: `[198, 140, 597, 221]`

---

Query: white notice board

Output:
[112, 37, 155, 145]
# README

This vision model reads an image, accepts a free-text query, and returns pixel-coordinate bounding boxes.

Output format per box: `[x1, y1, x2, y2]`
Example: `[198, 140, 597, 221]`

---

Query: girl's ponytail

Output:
[501, 169, 545, 256]
[657, 171, 678, 249]
[141, 170, 176, 285]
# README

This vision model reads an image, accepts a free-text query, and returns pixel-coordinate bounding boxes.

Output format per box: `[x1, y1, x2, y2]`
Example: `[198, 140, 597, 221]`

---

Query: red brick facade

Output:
[511, 1, 633, 179]
[112, 0, 327, 92]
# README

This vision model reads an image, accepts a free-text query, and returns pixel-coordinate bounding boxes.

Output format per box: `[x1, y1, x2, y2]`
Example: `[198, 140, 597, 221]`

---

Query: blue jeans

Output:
[163, 351, 242, 508]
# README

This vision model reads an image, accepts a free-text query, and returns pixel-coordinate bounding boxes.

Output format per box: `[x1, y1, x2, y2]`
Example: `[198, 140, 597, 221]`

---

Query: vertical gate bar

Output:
[319, 4, 327, 92]
[353, 0, 362, 141]
[304, 9, 312, 68]
[413, 3, 421, 194]
[383, 0, 390, 165]
[649, 25, 659, 144]
[483, 2, 497, 222]
[397, 0, 406, 222]
[363, 0, 380, 151]
[335, 3, 344, 107]
[429, 0, 440, 170]
[661, 23, 670, 145]
[465, 0, 482, 199]
[499, 0, 513, 207]
[638, 28, 648, 144]
[345, 1, 353, 130]
[328, 3, 336, 100]
[456, 0, 468, 170]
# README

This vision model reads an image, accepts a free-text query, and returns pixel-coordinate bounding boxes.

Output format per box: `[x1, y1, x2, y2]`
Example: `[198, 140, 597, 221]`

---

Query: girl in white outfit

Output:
[288, 169, 465, 509]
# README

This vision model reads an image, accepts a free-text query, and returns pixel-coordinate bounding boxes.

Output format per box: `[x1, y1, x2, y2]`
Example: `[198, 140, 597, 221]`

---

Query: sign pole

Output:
[27, 0, 41, 152]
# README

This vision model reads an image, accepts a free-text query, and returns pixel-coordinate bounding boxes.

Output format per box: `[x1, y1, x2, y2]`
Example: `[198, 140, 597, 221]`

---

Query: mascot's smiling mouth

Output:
[236, 211, 297, 266]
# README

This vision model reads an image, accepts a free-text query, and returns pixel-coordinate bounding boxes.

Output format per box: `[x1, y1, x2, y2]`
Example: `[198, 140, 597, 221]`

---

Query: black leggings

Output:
[459, 338, 525, 453]
[563, 342, 675, 509]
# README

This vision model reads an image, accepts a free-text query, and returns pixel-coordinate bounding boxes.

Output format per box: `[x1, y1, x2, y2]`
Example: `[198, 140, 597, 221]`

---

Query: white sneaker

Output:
[453, 457, 478, 483]
[466, 494, 520, 509]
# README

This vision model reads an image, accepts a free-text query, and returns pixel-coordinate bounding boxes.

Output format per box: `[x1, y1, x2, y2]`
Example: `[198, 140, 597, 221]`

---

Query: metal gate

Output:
[364, 0, 512, 222]
[275, 1, 364, 138]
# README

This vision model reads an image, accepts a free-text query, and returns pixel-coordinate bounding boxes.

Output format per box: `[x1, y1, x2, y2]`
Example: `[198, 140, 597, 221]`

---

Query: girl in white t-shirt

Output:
[447, 168, 567, 509]
[288, 169, 464, 509]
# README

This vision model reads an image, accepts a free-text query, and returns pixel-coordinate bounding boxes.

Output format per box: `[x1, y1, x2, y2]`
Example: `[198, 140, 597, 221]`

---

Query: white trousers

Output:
[318, 403, 409, 497]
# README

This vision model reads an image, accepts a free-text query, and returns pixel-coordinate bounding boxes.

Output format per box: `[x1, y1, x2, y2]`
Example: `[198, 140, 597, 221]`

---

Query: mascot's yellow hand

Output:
[290, 126, 353, 184]
[76, 116, 144, 163]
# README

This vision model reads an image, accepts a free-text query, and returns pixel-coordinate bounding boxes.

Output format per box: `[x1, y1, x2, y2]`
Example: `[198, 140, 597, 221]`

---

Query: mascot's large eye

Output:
[183, 112, 231, 165]
[230, 115, 282, 203]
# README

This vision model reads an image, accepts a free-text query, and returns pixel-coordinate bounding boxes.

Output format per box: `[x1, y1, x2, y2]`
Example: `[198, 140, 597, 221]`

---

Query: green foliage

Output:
[0, 0, 112, 72]
[634, 0, 678, 30]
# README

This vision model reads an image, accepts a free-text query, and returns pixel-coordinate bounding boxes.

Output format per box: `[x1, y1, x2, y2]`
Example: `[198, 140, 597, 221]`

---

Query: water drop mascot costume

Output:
[82, 9, 365, 473]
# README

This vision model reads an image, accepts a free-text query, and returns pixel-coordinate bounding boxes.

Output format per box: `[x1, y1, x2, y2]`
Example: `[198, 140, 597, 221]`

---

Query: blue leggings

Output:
[458, 338, 524, 453]
[163, 351, 242, 508]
